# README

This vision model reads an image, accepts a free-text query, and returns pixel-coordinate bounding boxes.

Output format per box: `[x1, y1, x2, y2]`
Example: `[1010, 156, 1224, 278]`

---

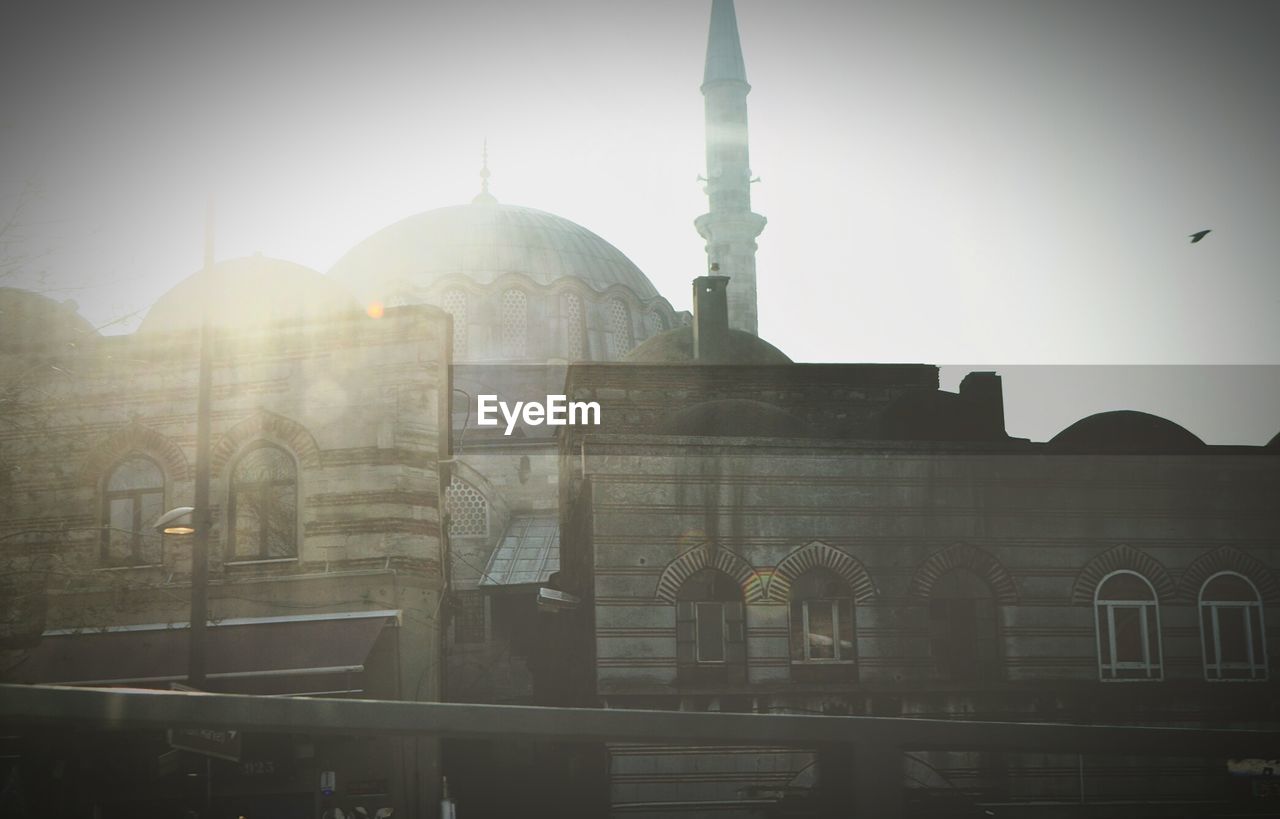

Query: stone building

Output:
[0, 256, 453, 816]
[551, 280, 1280, 818]
[317, 160, 690, 812]
[2, 0, 1276, 817]
[326, 163, 686, 707]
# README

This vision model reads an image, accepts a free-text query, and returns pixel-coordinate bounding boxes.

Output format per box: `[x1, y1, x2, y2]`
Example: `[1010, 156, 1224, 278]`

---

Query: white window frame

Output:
[801, 598, 849, 663]
[1094, 570, 1163, 682]
[694, 601, 727, 664]
[1199, 571, 1268, 682]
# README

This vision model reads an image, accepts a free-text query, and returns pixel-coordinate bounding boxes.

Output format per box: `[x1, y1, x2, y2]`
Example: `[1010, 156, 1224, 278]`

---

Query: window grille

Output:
[565, 292, 586, 360]
[501, 289, 528, 358]
[441, 290, 468, 359]
[605, 298, 633, 359]
[446, 479, 488, 538]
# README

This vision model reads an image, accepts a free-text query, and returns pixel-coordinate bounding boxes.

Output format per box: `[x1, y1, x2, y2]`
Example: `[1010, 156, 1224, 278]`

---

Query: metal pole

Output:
[189, 200, 214, 689]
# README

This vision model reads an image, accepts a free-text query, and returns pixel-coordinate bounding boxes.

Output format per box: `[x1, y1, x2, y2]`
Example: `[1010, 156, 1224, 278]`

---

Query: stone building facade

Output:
[325, 188, 684, 700]
[0, 257, 453, 817]
[551, 281, 1280, 818]
[2, 2, 1275, 817]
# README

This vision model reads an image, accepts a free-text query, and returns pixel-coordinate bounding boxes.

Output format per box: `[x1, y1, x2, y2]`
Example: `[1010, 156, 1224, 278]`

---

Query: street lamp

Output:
[152, 207, 215, 690]
[153, 507, 196, 536]
[152, 309, 212, 691]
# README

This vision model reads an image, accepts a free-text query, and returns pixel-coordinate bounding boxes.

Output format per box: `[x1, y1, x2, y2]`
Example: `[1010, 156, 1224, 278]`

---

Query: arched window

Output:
[929, 569, 1000, 682]
[228, 444, 298, 560]
[564, 292, 586, 360]
[441, 289, 468, 360]
[500, 289, 528, 358]
[605, 297, 633, 359]
[676, 569, 745, 681]
[789, 568, 854, 663]
[445, 478, 488, 538]
[1200, 572, 1267, 681]
[1095, 571, 1161, 680]
[101, 454, 164, 566]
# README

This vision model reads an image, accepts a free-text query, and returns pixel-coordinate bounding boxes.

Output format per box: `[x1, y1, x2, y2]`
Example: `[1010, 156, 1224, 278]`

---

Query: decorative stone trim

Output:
[211, 410, 320, 478]
[1178, 547, 1280, 603]
[83, 421, 190, 484]
[655, 545, 766, 603]
[769, 541, 876, 603]
[911, 543, 1019, 605]
[1070, 544, 1175, 605]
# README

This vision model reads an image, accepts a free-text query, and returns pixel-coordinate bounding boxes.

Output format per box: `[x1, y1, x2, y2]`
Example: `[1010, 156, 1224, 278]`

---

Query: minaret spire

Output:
[473, 138, 498, 205]
[695, 0, 766, 336]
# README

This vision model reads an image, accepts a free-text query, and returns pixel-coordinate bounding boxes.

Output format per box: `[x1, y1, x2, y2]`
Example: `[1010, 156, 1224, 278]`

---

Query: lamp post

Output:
[187, 314, 212, 689]
[153, 317, 212, 690]
[154, 203, 215, 690]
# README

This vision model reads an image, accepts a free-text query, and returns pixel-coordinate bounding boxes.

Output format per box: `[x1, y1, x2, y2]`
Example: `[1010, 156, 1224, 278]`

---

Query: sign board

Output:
[167, 727, 242, 762]
[165, 681, 242, 761]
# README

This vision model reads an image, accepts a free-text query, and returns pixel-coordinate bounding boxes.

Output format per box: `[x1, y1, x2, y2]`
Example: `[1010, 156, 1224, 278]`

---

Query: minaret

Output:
[695, 0, 766, 336]
[473, 139, 498, 205]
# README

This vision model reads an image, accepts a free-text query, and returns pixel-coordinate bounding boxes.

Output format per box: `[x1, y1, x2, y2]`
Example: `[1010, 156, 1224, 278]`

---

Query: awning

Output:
[479, 514, 560, 587]
[12, 610, 398, 696]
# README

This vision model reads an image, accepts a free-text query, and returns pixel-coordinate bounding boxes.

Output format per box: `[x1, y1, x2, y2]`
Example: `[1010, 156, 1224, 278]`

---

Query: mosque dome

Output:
[623, 325, 791, 365]
[331, 201, 659, 300]
[1049, 410, 1205, 453]
[329, 197, 677, 363]
[0, 288, 97, 354]
[139, 255, 360, 334]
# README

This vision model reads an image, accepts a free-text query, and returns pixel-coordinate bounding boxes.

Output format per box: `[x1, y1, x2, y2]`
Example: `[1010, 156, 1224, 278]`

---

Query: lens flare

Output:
[366, 301, 385, 319]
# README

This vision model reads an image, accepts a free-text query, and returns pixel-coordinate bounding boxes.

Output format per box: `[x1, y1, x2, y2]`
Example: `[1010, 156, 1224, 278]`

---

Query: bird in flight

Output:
[1189, 229, 1211, 243]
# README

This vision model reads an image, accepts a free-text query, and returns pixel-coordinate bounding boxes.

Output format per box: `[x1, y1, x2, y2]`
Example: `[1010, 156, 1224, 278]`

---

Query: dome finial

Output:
[472, 138, 497, 205]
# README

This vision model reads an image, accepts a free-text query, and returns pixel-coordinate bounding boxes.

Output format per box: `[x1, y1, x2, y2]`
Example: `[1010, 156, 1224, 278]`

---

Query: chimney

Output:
[959, 371, 1007, 438]
[692, 275, 731, 361]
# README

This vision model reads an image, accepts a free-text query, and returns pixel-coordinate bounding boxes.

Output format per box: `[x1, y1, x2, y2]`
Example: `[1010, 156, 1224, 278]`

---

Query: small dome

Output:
[1049, 410, 1205, 452]
[0, 288, 97, 354]
[329, 201, 659, 302]
[623, 326, 791, 365]
[880, 390, 999, 442]
[140, 255, 360, 334]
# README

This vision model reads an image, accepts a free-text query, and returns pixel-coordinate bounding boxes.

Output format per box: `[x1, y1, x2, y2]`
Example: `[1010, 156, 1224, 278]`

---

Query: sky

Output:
[1, 0, 1277, 442]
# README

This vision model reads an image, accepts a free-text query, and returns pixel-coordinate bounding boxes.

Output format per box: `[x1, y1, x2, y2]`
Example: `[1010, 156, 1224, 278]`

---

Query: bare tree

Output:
[0, 180, 51, 287]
